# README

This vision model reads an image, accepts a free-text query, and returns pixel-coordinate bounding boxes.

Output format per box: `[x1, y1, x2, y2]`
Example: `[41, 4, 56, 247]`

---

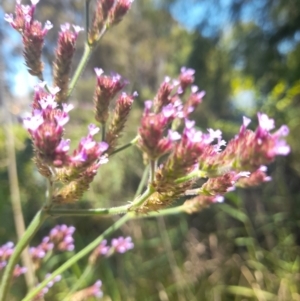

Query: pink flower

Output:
[111, 237, 134, 253]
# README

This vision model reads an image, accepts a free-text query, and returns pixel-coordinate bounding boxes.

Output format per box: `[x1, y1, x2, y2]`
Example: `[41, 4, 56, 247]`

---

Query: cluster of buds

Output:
[93, 68, 136, 154]
[0, 242, 27, 279]
[93, 68, 127, 124]
[0, 242, 14, 270]
[138, 68, 205, 162]
[89, 236, 134, 264]
[6, 0, 136, 205]
[89, 0, 134, 45]
[198, 114, 290, 175]
[29, 236, 54, 265]
[5, 0, 53, 78]
[0, 225, 75, 276]
[5, 0, 83, 94]
[53, 23, 83, 102]
[136, 68, 290, 213]
[32, 274, 62, 301]
[49, 224, 76, 252]
[30, 224, 75, 268]
[69, 280, 103, 301]
[23, 83, 109, 203]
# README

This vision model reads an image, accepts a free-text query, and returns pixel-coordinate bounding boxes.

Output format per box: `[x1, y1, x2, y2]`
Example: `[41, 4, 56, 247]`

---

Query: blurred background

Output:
[1, 0, 300, 300]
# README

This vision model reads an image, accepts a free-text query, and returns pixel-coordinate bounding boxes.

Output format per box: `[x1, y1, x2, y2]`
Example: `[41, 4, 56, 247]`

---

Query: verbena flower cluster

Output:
[4, 0, 290, 213]
[1, 0, 291, 300]
[136, 68, 290, 212]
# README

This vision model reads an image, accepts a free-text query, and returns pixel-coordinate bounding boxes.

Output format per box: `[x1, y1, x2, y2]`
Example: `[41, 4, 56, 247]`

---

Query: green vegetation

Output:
[1, 0, 299, 300]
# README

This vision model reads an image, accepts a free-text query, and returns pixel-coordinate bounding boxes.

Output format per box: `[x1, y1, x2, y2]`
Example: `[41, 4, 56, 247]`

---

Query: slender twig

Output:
[0, 209, 48, 301]
[128, 186, 155, 210]
[134, 165, 149, 198]
[44, 179, 54, 208]
[66, 164, 150, 297]
[175, 170, 206, 184]
[48, 204, 130, 217]
[85, 0, 91, 42]
[149, 159, 157, 182]
[67, 43, 92, 99]
[4, 121, 36, 289]
[109, 135, 139, 156]
[67, 23, 108, 100]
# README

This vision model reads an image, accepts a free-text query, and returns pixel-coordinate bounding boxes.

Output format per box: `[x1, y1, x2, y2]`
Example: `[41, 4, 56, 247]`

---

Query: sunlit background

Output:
[1, 0, 300, 300]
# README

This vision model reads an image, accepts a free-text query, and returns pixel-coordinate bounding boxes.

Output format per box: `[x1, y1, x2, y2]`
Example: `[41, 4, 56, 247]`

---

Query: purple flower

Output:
[13, 264, 27, 278]
[70, 126, 108, 169]
[33, 274, 61, 300]
[179, 67, 195, 92]
[91, 280, 103, 298]
[0, 242, 14, 269]
[49, 224, 75, 252]
[29, 236, 54, 262]
[111, 236, 134, 253]
[108, 0, 134, 25]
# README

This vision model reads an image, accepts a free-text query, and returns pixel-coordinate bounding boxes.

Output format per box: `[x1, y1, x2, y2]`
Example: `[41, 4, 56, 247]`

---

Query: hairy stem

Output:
[0, 209, 48, 301]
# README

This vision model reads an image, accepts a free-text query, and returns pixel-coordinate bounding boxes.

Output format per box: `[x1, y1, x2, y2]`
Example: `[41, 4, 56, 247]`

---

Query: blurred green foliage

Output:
[1, 0, 300, 300]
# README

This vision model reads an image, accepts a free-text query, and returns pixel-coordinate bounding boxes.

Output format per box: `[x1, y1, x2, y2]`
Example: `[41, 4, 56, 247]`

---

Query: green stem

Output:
[67, 20, 109, 100]
[109, 135, 139, 156]
[175, 170, 207, 184]
[0, 209, 48, 301]
[67, 43, 93, 99]
[134, 165, 149, 198]
[44, 179, 53, 208]
[22, 214, 131, 301]
[48, 204, 130, 217]
[129, 186, 154, 211]
[149, 160, 157, 182]
[85, 0, 91, 42]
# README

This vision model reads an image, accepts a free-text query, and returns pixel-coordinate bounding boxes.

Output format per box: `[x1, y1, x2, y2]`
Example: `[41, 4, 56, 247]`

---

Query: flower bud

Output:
[93, 68, 127, 124]
[236, 166, 272, 188]
[137, 102, 178, 160]
[105, 92, 135, 154]
[183, 195, 224, 214]
[88, 0, 115, 44]
[108, 0, 134, 26]
[69, 280, 103, 301]
[53, 23, 83, 102]
[178, 67, 195, 93]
